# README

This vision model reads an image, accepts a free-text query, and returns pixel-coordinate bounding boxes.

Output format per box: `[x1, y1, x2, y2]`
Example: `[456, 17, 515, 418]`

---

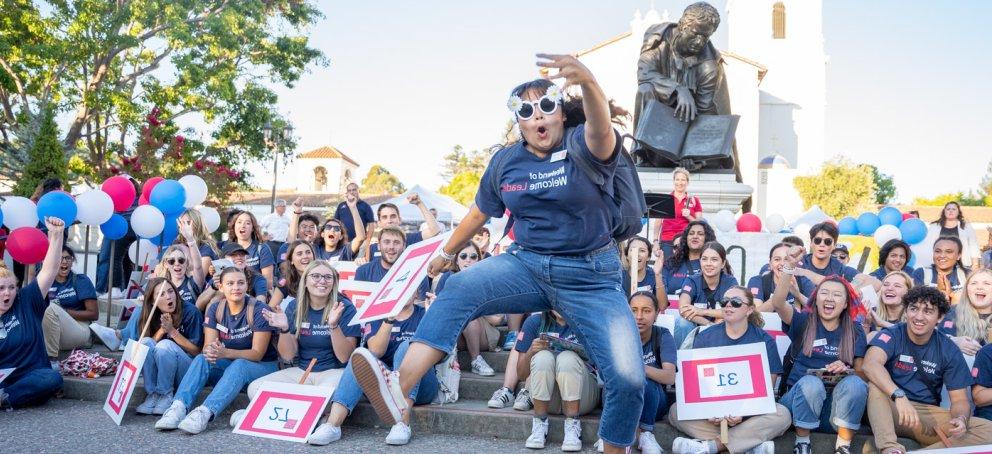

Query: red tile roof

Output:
[296, 146, 360, 167]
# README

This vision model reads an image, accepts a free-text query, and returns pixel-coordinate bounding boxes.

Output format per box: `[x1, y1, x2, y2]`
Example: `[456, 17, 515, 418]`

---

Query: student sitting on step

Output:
[41, 246, 98, 367]
[626, 291, 676, 454]
[674, 241, 739, 347]
[433, 242, 498, 377]
[268, 240, 315, 310]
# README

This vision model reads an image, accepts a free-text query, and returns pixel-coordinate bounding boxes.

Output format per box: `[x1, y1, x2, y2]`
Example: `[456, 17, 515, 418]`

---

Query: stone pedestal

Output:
[638, 168, 753, 214]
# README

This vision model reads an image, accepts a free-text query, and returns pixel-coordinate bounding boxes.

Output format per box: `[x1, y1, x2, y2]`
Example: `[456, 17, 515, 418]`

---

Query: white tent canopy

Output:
[371, 184, 470, 225]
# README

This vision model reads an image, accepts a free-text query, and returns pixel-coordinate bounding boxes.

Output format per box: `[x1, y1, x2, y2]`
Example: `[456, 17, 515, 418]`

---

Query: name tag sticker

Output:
[301, 322, 311, 329]
[216, 325, 229, 334]
[812, 338, 827, 347]
[391, 326, 401, 333]
[899, 355, 914, 364]
[550, 150, 567, 162]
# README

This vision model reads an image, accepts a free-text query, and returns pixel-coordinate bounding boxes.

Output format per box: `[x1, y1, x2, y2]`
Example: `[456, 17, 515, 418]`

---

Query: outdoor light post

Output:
[263, 121, 294, 211]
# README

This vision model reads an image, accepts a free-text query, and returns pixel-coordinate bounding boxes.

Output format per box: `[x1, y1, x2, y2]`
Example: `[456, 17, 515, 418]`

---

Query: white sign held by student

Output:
[333, 261, 358, 282]
[339, 279, 377, 309]
[0, 367, 15, 385]
[350, 232, 452, 325]
[232, 382, 335, 443]
[103, 339, 150, 425]
[675, 342, 777, 421]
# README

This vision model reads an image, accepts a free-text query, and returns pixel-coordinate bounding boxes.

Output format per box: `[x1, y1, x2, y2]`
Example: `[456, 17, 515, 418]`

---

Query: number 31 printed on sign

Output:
[675, 342, 777, 421]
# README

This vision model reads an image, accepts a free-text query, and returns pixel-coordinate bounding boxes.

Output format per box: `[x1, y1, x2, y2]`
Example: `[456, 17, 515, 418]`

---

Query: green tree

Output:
[980, 159, 992, 206]
[12, 106, 67, 197]
[0, 0, 325, 184]
[361, 165, 406, 195]
[913, 192, 985, 207]
[440, 171, 482, 206]
[793, 158, 876, 218]
[865, 164, 897, 205]
[441, 145, 489, 181]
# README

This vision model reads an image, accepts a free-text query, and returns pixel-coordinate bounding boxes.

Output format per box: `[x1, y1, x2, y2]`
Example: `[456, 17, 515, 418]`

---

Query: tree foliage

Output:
[361, 165, 406, 195]
[912, 192, 985, 207]
[981, 159, 992, 206]
[440, 171, 482, 206]
[865, 164, 896, 205]
[12, 106, 67, 197]
[0, 0, 326, 185]
[441, 145, 489, 181]
[793, 158, 876, 218]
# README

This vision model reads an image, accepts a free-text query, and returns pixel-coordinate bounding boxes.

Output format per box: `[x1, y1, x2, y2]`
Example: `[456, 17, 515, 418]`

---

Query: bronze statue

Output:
[632, 1, 739, 177]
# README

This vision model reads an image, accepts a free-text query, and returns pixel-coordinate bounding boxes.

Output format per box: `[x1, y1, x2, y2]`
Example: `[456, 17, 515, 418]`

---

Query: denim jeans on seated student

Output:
[779, 374, 868, 431]
[673, 316, 698, 348]
[139, 338, 194, 395]
[410, 244, 645, 447]
[3, 367, 63, 408]
[640, 380, 670, 431]
[332, 340, 438, 411]
[173, 354, 277, 417]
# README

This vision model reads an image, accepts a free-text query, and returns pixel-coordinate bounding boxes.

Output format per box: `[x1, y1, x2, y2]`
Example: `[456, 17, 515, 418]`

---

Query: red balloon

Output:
[141, 176, 164, 201]
[7, 227, 49, 264]
[902, 213, 916, 221]
[102, 176, 136, 212]
[736, 213, 763, 233]
[138, 194, 149, 206]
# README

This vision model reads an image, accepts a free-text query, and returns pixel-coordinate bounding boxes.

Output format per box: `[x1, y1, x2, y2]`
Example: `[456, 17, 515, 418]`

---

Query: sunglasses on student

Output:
[459, 253, 479, 260]
[323, 224, 342, 232]
[513, 96, 559, 120]
[166, 257, 186, 265]
[812, 237, 834, 246]
[308, 273, 336, 283]
[718, 296, 747, 308]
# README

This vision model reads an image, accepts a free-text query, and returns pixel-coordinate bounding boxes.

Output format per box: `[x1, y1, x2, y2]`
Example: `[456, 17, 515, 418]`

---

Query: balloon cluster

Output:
[837, 207, 925, 265]
[1, 175, 221, 264]
[710, 210, 787, 234]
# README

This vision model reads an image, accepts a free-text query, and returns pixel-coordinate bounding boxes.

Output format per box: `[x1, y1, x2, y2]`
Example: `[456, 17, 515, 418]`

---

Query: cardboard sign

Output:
[909, 445, 992, 454]
[350, 232, 452, 325]
[676, 342, 777, 421]
[233, 381, 335, 443]
[758, 312, 790, 364]
[332, 261, 358, 282]
[339, 279, 377, 309]
[0, 367, 15, 385]
[103, 339, 149, 425]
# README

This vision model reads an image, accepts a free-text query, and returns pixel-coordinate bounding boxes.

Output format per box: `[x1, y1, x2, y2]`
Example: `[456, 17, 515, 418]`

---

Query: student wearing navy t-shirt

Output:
[865, 271, 912, 341]
[269, 240, 315, 311]
[628, 291, 676, 454]
[622, 237, 663, 302]
[276, 203, 319, 267]
[669, 286, 790, 454]
[0, 217, 66, 409]
[864, 286, 992, 451]
[793, 222, 880, 292]
[334, 182, 375, 240]
[41, 246, 98, 360]
[354, 64, 645, 452]
[155, 267, 278, 435]
[125, 278, 204, 416]
[870, 239, 915, 281]
[912, 236, 968, 304]
[675, 242, 739, 347]
[771, 272, 869, 454]
[749, 242, 814, 316]
[196, 243, 269, 311]
[226, 210, 275, 291]
[972, 343, 992, 420]
[176, 208, 221, 277]
[936, 269, 992, 357]
[355, 227, 429, 298]
[659, 221, 713, 297]
[313, 218, 360, 262]
[158, 230, 206, 311]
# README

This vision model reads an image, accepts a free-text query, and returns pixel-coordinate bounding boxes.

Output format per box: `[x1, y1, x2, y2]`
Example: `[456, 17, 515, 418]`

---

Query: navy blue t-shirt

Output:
[0, 282, 51, 382]
[122, 301, 204, 348]
[175, 276, 202, 309]
[285, 298, 362, 372]
[369, 231, 424, 259]
[475, 125, 620, 255]
[315, 244, 353, 262]
[785, 312, 868, 386]
[623, 266, 658, 296]
[746, 272, 815, 306]
[334, 201, 375, 240]
[514, 313, 583, 354]
[642, 326, 677, 368]
[243, 240, 275, 273]
[206, 272, 267, 299]
[681, 273, 739, 321]
[973, 344, 992, 420]
[936, 306, 991, 343]
[661, 259, 701, 295]
[356, 259, 428, 298]
[204, 298, 278, 362]
[912, 266, 965, 293]
[799, 254, 859, 282]
[870, 323, 973, 405]
[692, 323, 784, 374]
[362, 305, 425, 368]
[47, 272, 97, 311]
[870, 267, 916, 281]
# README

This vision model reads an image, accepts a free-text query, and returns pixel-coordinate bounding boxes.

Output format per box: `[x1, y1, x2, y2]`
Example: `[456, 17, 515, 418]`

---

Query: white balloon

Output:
[713, 209, 736, 232]
[128, 238, 159, 267]
[197, 206, 220, 233]
[75, 189, 115, 226]
[873, 224, 902, 246]
[179, 175, 208, 208]
[132, 205, 165, 238]
[765, 213, 786, 234]
[1, 196, 39, 229]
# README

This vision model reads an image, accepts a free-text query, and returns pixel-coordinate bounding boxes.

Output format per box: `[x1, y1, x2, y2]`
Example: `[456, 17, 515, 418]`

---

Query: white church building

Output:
[282, 145, 361, 194]
[575, 0, 825, 219]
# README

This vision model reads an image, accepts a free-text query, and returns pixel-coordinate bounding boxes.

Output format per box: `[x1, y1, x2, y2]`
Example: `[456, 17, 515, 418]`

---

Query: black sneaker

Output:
[834, 446, 851, 454]
[793, 442, 811, 454]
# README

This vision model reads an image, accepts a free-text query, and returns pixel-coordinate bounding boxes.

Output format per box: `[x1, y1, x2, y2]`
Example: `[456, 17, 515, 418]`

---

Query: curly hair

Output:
[504, 79, 629, 146]
[903, 285, 951, 318]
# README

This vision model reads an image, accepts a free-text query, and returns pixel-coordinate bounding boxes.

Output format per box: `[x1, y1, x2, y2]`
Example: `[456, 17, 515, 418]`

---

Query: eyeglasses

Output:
[166, 257, 187, 265]
[718, 297, 747, 308]
[323, 224, 342, 232]
[60, 256, 74, 262]
[459, 253, 479, 260]
[511, 96, 559, 120]
[308, 273, 336, 283]
[812, 237, 834, 246]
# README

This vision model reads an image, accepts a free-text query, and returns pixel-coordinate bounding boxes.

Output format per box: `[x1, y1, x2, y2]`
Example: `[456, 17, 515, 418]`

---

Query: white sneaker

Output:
[385, 422, 412, 445]
[89, 323, 121, 351]
[594, 438, 605, 452]
[50, 360, 60, 371]
[638, 430, 664, 454]
[177, 405, 212, 434]
[350, 347, 408, 425]
[513, 388, 533, 411]
[561, 418, 582, 452]
[745, 441, 775, 454]
[672, 437, 709, 454]
[471, 355, 495, 376]
[488, 387, 514, 408]
[307, 423, 342, 445]
[154, 401, 187, 430]
[135, 392, 160, 415]
[525, 417, 549, 449]
[152, 391, 173, 415]
[229, 408, 246, 428]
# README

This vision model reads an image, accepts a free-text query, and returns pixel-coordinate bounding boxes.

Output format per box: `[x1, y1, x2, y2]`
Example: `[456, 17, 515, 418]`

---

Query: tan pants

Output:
[867, 382, 992, 452]
[527, 350, 600, 416]
[481, 317, 500, 351]
[42, 304, 92, 358]
[668, 404, 791, 454]
[247, 366, 345, 400]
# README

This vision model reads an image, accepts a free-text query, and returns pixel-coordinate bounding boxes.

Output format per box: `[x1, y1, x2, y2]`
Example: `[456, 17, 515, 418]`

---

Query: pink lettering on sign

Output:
[682, 354, 768, 403]
[363, 242, 435, 319]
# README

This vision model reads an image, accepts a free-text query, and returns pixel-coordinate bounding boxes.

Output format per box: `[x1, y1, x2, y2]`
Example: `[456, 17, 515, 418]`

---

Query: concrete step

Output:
[457, 349, 511, 373]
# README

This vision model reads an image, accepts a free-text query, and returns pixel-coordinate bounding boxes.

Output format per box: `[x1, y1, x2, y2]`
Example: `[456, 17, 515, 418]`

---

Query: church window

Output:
[314, 166, 327, 192]
[772, 2, 786, 39]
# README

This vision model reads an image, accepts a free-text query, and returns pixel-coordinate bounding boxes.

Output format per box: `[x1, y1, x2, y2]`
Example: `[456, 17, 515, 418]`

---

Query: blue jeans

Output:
[640, 379, 670, 431]
[410, 243, 644, 447]
[332, 340, 438, 412]
[95, 232, 136, 292]
[139, 338, 194, 395]
[673, 316, 699, 348]
[173, 354, 277, 417]
[780, 374, 868, 431]
[3, 367, 63, 409]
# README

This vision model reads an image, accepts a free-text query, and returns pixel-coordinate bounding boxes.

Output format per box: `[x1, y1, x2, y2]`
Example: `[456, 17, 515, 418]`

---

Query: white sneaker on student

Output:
[89, 323, 121, 351]
[561, 418, 582, 452]
[594, 438, 605, 453]
[745, 441, 774, 454]
[152, 391, 173, 415]
[229, 408, 246, 428]
[487, 386, 514, 408]
[638, 430, 664, 454]
[307, 423, 342, 445]
[154, 401, 187, 430]
[471, 355, 495, 376]
[525, 417, 549, 449]
[513, 388, 533, 411]
[385, 422, 412, 445]
[177, 405, 212, 434]
[135, 392, 159, 415]
[672, 437, 709, 454]
[350, 347, 407, 425]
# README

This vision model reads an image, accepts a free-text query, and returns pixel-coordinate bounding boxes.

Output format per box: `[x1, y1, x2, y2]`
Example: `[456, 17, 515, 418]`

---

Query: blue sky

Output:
[251, 0, 992, 203]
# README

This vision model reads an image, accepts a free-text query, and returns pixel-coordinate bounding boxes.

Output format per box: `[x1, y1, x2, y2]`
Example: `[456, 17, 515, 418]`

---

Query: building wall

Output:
[286, 158, 345, 193]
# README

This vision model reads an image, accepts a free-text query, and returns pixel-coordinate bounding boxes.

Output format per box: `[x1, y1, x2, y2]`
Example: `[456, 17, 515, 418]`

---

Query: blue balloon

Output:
[149, 215, 180, 246]
[37, 191, 77, 225]
[856, 212, 881, 236]
[837, 216, 858, 235]
[149, 180, 187, 216]
[899, 218, 927, 245]
[100, 214, 128, 240]
[878, 206, 902, 226]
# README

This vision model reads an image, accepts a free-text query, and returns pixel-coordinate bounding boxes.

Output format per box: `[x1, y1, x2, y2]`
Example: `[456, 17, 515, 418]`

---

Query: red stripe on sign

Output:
[107, 360, 138, 414]
[364, 242, 438, 319]
[681, 354, 768, 403]
[239, 391, 326, 438]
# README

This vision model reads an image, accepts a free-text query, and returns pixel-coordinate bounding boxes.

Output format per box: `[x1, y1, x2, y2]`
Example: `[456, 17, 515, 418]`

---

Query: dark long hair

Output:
[447, 242, 483, 273]
[801, 276, 860, 366]
[504, 79, 629, 145]
[700, 241, 733, 275]
[279, 240, 315, 298]
[227, 211, 265, 244]
[665, 220, 717, 269]
[932, 236, 967, 272]
[877, 239, 912, 271]
[138, 278, 182, 337]
[30, 178, 63, 202]
[934, 201, 967, 227]
[314, 218, 350, 252]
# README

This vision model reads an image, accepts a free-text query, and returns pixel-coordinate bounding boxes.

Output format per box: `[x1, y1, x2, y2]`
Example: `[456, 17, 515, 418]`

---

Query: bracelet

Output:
[293, 211, 303, 215]
[384, 318, 396, 324]
[438, 248, 455, 262]
[329, 324, 339, 330]
[279, 327, 290, 334]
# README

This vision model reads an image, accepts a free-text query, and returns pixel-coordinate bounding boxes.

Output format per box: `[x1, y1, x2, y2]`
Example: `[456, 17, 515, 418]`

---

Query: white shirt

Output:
[260, 212, 291, 242]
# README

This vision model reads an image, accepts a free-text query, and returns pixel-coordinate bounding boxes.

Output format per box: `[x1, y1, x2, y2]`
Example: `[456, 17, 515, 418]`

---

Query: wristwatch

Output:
[890, 388, 906, 401]
[384, 318, 396, 324]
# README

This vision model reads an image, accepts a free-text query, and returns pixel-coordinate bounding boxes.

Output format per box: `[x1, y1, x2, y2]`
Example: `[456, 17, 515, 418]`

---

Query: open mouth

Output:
[883, 290, 897, 299]
[536, 126, 548, 139]
[910, 319, 927, 329]
[821, 302, 837, 316]
[313, 284, 329, 292]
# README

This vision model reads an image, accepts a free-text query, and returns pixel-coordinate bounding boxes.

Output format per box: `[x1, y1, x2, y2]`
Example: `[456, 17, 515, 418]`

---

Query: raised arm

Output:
[35, 217, 66, 295]
[179, 218, 205, 288]
[770, 270, 797, 325]
[346, 199, 367, 254]
[537, 53, 616, 161]
[409, 193, 439, 239]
